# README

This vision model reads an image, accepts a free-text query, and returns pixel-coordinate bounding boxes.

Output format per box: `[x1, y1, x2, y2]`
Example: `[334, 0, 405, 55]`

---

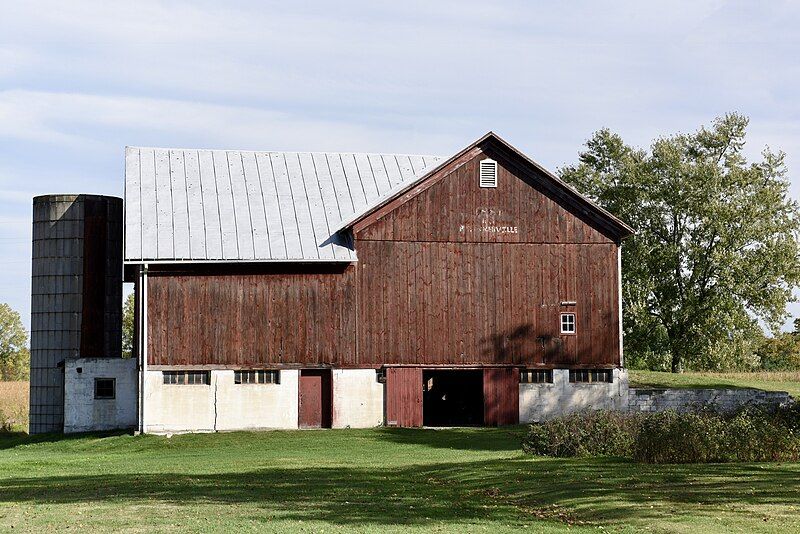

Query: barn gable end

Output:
[344, 133, 632, 245]
[348, 133, 631, 368]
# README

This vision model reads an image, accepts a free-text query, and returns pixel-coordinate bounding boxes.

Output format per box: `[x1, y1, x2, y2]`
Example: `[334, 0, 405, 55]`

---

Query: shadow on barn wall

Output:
[481, 323, 563, 364]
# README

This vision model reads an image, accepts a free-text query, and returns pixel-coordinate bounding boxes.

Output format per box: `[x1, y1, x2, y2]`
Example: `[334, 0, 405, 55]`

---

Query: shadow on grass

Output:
[1, 456, 798, 527]
[373, 425, 527, 451]
[0, 430, 132, 450]
[0, 427, 525, 453]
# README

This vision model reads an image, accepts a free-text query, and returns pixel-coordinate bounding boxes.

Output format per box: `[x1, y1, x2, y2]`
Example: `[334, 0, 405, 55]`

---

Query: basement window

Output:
[234, 370, 280, 385]
[569, 369, 613, 384]
[94, 378, 116, 399]
[520, 369, 553, 384]
[560, 313, 576, 334]
[163, 370, 210, 385]
[479, 158, 498, 188]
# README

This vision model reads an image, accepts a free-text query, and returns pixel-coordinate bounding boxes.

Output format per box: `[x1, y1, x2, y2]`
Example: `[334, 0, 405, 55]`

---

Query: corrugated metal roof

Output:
[124, 148, 444, 263]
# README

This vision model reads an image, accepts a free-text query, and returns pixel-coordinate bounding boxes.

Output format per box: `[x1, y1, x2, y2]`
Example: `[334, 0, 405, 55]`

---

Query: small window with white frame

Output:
[234, 370, 280, 385]
[163, 370, 210, 385]
[520, 369, 553, 384]
[569, 369, 613, 384]
[560, 312, 576, 334]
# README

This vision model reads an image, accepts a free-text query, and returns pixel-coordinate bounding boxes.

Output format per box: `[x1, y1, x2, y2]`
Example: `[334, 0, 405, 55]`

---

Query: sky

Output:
[1, 1, 799, 332]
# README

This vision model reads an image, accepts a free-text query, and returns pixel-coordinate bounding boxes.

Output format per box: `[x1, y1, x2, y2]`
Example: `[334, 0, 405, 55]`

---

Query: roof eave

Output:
[123, 258, 358, 265]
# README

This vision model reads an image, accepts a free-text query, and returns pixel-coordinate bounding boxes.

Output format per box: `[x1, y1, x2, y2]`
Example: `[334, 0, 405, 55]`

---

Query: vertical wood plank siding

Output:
[356, 241, 619, 365]
[355, 147, 613, 245]
[146, 148, 621, 368]
[483, 368, 520, 426]
[147, 265, 356, 366]
[386, 367, 423, 427]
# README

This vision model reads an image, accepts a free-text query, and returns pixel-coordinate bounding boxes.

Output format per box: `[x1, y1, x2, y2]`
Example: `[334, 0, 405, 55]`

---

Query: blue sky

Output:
[1, 1, 799, 331]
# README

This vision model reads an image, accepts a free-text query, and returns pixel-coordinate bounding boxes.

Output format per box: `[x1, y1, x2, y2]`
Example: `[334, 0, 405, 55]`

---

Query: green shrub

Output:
[633, 410, 727, 463]
[522, 410, 638, 458]
[524, 406, 800, 464]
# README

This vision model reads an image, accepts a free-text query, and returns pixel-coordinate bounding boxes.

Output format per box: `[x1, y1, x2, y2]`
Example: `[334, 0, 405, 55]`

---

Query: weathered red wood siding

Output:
[146, 265, 355, 367]
[355, 241, 618, 366]
[355, 147, 613, 245]
[353, 147, 621, 367]
[146, 144, 621, 368]
[483, 368, 520, 426]
[385, 367, 423, 427]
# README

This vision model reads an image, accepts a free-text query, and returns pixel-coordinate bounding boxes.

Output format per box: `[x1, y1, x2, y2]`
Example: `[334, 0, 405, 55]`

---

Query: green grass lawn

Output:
[629, 370, 800, 399]
[1, 428, 799, 533]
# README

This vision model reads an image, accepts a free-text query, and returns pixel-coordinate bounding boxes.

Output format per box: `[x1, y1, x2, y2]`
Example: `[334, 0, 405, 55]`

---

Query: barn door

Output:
[299, 370, 332, 428]
[483, 367, 520, 426]
[385, 367, 423, 427]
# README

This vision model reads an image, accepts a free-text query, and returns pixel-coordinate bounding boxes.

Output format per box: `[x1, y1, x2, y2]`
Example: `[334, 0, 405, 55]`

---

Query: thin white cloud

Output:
[0, 90, 459, 152]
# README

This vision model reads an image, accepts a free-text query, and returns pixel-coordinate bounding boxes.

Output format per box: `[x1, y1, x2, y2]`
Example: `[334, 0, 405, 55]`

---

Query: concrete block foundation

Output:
[628, 387, 793, 413]
[519, 368, 629, 423]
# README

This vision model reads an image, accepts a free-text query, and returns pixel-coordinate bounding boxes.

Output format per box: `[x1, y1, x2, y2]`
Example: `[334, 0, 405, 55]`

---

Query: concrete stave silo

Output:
[29, 194, 123, 434]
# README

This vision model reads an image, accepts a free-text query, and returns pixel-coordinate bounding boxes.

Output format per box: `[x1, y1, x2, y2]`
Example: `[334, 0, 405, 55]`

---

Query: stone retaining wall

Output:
[629, 387, 794, 413]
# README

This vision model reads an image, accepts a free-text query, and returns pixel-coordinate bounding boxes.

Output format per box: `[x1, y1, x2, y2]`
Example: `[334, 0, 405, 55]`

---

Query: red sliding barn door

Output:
[386, 367, 423, 427]
[484, 368, 520, 426]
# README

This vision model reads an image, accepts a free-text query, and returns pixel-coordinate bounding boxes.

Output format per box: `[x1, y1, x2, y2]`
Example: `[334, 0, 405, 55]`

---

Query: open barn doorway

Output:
[422, 370, 484, 426]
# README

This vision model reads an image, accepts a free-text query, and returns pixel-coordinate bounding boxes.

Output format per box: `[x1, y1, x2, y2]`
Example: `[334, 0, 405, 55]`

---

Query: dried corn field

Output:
[0, 381, 28, 432]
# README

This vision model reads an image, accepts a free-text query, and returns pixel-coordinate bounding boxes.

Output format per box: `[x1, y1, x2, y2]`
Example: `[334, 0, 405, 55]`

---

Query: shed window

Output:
[163, 370, 210, 385]
[235, 370, 280, 384]
[479, 158, 498, 188]
[94, 378, 115, 399]
[520, 369, 553, 384]
[560, 313, 576, 334]
[569, 369, 613, 383]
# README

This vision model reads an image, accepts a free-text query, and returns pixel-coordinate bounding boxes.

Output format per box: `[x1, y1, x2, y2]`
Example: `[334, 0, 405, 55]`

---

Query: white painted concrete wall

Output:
[215, 370, 299, 431]
[64, 357, 138, 433]
[143, 369, 299, 433]
[519, 368, 629, 422]
[332, 369, 384, 428]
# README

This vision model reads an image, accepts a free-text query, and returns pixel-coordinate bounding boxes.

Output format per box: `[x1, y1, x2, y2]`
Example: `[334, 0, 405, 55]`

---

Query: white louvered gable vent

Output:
[479, 158, 498, 188]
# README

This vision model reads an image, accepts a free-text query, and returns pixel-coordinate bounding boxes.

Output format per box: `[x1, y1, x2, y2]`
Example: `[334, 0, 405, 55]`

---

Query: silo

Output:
[30, 195, 123, 434]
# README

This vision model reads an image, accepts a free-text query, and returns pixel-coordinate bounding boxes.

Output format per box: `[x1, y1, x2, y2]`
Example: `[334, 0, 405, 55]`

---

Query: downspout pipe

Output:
[138, 264, 148, 433]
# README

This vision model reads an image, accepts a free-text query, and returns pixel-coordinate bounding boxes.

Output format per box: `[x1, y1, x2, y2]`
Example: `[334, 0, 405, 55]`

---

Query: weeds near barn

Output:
[0, 381, 27, 433]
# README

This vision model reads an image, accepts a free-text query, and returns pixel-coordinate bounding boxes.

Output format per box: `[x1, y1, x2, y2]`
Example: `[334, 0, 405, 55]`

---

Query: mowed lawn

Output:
[629, 370, 800, 399]
[0, 428, 798, 533]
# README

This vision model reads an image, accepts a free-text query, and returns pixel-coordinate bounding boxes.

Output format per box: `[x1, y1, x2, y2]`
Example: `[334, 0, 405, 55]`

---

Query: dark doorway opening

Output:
[299, 369, 332, 428]
[422, 370, 484, 426]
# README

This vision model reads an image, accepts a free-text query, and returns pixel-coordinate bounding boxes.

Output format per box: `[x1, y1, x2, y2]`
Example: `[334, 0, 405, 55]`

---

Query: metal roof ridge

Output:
[126, 146, 444, 159]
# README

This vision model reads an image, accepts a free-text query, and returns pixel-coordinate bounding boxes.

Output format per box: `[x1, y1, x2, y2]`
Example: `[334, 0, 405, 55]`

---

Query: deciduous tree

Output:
[0, 303, 29, 380]
[560, 114, 800, 372]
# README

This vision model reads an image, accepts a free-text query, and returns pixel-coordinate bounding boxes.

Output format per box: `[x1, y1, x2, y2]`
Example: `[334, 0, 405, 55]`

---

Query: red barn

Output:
[123, 132, 632, 432]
